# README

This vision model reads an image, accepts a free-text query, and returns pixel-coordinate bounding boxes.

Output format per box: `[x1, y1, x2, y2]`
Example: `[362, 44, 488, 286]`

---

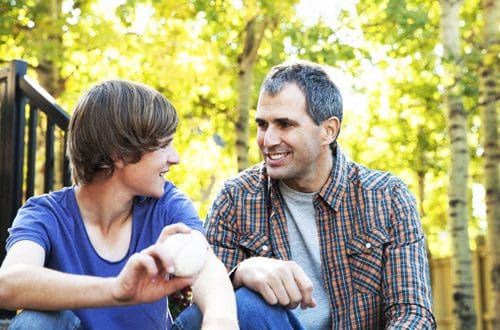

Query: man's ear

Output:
[321, 116, 340, 146]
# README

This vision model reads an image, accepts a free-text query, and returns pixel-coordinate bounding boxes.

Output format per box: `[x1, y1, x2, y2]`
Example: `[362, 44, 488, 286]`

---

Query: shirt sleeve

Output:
[383, 180, 436, 329]
[5, 197, 55, 256]
[204, 185, 243, 272]
[161, 183, 203, 233]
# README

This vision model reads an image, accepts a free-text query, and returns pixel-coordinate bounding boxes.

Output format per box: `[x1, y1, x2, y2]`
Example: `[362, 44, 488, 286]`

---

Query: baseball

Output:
[162, 231, 208, 277]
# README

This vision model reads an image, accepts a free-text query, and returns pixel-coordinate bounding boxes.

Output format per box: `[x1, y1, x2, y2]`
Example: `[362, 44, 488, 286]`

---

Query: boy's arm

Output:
[190, 232, 238, 329]
[0, 239, 191, 310]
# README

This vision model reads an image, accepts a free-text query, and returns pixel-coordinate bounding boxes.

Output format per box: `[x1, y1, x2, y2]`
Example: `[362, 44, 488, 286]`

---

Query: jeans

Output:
[173, 287, 304, 330]
[8, 310, 82, 330]
[8, 288, 304, 329]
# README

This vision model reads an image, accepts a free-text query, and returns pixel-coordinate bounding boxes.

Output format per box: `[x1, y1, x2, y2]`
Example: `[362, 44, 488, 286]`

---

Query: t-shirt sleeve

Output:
[161, 183, 203, 232]
[5, 197, 55, 256]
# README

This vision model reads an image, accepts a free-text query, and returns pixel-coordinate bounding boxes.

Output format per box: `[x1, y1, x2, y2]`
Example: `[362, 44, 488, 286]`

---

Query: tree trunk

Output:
[35, 0, 67, 191]
[480, 0, 500, 328]
[236, 16, 268, 171]
[416, 125, 427, 220]
[439, 0, 477, 329]
[35, 0, 64, 98]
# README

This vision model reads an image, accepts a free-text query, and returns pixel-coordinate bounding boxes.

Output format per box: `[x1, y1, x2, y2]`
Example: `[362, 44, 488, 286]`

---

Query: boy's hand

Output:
[111, 223, 194, 304]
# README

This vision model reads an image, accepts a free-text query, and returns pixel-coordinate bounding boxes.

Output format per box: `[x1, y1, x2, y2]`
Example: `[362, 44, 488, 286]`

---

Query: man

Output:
[205, 60, 436, 329]
[0, 80, 238, 329]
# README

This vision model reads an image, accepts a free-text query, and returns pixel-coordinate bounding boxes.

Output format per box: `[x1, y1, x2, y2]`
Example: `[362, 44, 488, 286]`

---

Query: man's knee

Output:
[236, 287, 272, 313]
[235, 287, 299, 329]
[173, 288, 303, 330]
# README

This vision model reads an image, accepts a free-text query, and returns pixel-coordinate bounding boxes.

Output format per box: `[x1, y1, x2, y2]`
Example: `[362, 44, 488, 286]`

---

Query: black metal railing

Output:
[0, 60, 71, 267]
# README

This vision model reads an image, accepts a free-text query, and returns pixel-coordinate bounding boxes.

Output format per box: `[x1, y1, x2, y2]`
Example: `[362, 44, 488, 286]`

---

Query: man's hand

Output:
[111, 223, 194, 305]
[233, 257, 316, 310]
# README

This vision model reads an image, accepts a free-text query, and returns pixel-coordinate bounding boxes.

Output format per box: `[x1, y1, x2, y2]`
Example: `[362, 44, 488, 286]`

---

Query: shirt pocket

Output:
[239, 232, 274, 258]
[346, 228, 389, 295]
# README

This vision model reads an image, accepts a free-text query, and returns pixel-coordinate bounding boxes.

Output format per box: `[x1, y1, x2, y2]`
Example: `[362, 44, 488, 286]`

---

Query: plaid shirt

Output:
[204, 146, 436, 329]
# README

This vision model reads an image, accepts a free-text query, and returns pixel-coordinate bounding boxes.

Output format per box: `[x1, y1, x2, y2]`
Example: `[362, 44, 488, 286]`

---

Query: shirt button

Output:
[365, 242, 372, 249]
[262, 245, 268, 252]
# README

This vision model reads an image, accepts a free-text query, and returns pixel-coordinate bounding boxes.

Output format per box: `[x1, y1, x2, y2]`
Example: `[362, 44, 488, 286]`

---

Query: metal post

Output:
[0, 60, 28, 265]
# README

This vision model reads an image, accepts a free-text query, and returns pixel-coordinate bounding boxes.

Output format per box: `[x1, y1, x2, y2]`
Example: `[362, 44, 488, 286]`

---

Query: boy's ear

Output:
[111, 152, 125, 169]
[321, 116, 340, 145]
[114, 159, 125, 169]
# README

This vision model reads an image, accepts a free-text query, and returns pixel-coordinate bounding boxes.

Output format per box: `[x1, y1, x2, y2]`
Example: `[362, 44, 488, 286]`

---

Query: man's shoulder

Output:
[347, 161, 404, 191]
[222, 163, 266, 193]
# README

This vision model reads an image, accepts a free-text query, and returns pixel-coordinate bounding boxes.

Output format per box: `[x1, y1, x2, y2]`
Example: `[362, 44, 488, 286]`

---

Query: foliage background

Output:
[1, 0, 498, 326]
[0, 0, 492, 257]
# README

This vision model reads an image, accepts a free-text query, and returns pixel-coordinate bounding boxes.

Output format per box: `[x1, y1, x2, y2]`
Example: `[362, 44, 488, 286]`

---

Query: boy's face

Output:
[114, 136, 180, 198]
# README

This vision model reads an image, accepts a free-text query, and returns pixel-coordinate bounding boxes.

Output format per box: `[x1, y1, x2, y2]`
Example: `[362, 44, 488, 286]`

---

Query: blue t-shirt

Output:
[6, 182, 203, 330]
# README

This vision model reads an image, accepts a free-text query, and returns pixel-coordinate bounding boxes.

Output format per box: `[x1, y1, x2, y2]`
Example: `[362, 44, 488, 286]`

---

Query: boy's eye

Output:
[157, 141, 172, 150]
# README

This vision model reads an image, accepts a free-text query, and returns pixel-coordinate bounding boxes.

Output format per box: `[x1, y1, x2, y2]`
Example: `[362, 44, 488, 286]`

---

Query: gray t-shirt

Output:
[279, 181, 332, 330]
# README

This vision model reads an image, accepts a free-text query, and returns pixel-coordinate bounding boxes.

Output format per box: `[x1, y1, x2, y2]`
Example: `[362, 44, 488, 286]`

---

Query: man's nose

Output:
[263, 126, 281, 147]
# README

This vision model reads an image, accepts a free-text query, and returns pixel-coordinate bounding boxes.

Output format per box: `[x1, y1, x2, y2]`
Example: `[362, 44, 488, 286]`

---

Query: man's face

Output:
[255, 83, 333, 192]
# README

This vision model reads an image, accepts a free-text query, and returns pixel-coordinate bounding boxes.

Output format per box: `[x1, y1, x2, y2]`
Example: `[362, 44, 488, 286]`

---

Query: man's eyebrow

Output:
[274, 117, 292, 123]
[255, 117, 293, 123]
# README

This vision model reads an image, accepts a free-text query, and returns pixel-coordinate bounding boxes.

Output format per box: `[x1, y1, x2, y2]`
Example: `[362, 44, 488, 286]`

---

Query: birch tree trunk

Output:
[480, 0, 500, 328]
[439, 0, 476, 328]
[416, 125, 427, 220]
[236, 16, 268, 171]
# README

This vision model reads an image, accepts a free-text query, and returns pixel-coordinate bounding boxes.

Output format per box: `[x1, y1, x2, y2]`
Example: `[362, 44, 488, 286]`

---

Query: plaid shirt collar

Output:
[264, 145, 349, 212]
